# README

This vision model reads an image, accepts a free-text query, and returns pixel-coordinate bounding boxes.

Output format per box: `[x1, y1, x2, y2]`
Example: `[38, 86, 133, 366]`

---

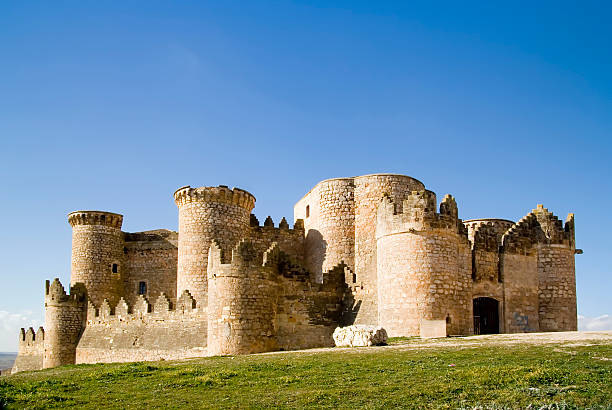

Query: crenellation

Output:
[12, 173, 579, 373]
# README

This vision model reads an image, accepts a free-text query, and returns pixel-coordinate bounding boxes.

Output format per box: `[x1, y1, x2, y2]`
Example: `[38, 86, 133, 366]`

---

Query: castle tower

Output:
[43, 279, 87, 368]
[174, 185, 255, 306]
[207, 240, 280, 355]
[294, 178, 356, 281]
[376, 191, 473, 337]
[68, 211, 125, 307]
[532, 205, 578, 331]
[352, 174, 425, 325]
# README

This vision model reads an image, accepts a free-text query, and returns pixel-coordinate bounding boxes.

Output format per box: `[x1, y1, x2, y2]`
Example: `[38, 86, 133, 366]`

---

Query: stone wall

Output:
[376, 192, 472, 337]
[77, 291, 207, 364]
[174, 186, 255, 307]
[43, 279, 87, 369]
[207, 240, 281, 355]
[12, 327, 44, 373]
[294, 178, 355, 281]
[248, 217, 305, 265]
[68, 211, 125, 307]
[123, 229, 179, 307]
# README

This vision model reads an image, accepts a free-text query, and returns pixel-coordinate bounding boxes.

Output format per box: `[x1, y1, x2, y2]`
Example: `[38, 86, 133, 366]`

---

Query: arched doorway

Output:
[473, 297, 499, 335]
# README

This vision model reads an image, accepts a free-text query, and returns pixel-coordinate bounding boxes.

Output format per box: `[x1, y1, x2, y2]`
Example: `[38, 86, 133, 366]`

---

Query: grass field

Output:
[1, 334, 610, 409]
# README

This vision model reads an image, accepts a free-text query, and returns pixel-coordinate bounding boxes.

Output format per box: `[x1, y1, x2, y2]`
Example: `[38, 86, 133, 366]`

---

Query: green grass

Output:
[1, 342, 611, 409]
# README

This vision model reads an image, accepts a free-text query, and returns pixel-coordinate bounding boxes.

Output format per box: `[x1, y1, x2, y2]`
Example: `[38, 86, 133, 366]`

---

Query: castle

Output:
[12, 174, 579, 373]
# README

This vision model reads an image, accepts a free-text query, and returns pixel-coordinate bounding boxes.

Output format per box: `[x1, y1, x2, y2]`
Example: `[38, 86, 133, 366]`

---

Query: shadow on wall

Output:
[305, 229, 326, 283]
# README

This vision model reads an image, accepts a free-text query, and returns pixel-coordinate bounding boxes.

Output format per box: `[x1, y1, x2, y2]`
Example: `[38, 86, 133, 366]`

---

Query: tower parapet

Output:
[174, 185, 256, 307]
[376, 190, 472, 336]
[43, 278, 87, 369]
[68, 210, 125, 307]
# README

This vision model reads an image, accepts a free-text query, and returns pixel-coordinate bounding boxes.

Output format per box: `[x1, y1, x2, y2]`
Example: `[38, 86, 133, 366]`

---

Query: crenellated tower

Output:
[43, 278, 87, 368]
[207, 240, 281, 355]
[376, 191, 473, 337]
[68, 211, 125, 307]
[174, 185, 256, 306]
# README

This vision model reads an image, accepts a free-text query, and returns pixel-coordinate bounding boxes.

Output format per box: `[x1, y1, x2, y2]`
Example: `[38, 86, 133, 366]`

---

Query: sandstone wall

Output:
[68, 211, 125, 307]
[43, 279, 87, 369]
[352, 174, 425, 325]
[207, 241, 280, 355]
[175, 186, 255, 307]
[294, 178, 355, 281]
[376, 192, 472, 337]
[248, 217, 305, 264]
[12, 327, 44, 373]
[123, 230, 179, 307]
[77, 291, 207, 364]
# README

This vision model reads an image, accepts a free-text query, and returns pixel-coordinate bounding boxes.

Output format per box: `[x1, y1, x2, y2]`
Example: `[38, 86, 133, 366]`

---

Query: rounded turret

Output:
[43, 279, 87, 368]
[68, 210, 125, 307]
[376, 190, 473, 336]
[207, 240, 280, 355]
[174, 185, 255, 306]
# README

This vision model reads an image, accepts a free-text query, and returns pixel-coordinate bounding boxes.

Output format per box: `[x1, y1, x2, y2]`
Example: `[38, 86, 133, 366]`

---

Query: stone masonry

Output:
[12, 173, 580, 372]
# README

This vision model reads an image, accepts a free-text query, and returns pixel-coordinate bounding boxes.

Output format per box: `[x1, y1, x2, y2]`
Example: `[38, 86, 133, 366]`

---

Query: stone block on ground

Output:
[333, 325, 388, 347]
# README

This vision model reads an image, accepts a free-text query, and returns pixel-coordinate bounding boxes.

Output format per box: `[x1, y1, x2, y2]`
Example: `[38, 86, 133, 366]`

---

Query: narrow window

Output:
[138, 281, 147, 295]
[352, 273, 357, 283]
[306, 205, 310, 218]
[112, 263, 119, 273]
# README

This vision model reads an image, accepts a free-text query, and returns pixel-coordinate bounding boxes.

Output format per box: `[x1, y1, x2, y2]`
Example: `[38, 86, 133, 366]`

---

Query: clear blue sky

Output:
[1, 1, 610, 351]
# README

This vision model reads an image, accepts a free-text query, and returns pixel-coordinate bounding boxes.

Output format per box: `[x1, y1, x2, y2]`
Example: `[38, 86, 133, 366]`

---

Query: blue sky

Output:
[1, 1, 610, 351]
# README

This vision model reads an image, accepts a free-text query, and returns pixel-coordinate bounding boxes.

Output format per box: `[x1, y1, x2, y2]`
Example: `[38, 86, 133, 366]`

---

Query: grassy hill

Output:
[1, 334, 610, 409]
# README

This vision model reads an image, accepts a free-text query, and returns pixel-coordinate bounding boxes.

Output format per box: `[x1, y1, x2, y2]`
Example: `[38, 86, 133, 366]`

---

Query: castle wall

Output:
[207, 241, 280, 356]
[376, 193, 472, 337]
[123, 230, 179, 307]
[501, 251, 540, 332]
[43, 280, 87, 369]
[537, 245, 577, 331]
[248, 219, 305, 264]
[68, 211, 125, 307]
[276, 264, 345, 350]
[174, 186, 255, 307]
[12, 327, 44, 373]
[294, 178, 355, 281]
[77, 292, 207, 364]
[352, 174, 425, 325]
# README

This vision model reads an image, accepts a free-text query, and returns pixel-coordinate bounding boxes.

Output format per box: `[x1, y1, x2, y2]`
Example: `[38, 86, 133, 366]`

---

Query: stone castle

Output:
[12, 174, 579, 373]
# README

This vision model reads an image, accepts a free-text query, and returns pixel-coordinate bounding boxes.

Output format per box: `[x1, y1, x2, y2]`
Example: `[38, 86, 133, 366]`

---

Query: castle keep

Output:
[12, 174, 579, 372]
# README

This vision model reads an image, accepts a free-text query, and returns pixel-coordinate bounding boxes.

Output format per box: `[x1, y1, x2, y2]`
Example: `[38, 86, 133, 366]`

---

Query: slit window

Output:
[306, 205, 310, 218]
[138, 281, 147, 295]
[112, 263, 119, 273]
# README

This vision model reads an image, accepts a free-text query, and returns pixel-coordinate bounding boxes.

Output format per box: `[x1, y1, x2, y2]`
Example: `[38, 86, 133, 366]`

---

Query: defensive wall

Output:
[12, 175, 579, 373]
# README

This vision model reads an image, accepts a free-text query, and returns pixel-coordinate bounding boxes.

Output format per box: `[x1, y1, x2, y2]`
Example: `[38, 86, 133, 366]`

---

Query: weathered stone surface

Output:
[333, 325, 388, 347]
[12, 174, 579, 373]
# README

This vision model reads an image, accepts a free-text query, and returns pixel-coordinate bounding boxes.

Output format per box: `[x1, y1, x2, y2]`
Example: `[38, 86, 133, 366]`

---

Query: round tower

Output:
[174, 185, 255, 307]
[43, 279, 87, 369]
[207, 241, 279, 355]
[294, 177, 355, 282]
[376, 191, 473, 337]
[68, 210, 125, 308]
[353, 174, 425, 325]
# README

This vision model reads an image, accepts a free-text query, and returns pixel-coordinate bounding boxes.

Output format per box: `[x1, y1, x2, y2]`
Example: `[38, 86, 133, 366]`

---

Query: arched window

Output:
[306, 205, 310, 218]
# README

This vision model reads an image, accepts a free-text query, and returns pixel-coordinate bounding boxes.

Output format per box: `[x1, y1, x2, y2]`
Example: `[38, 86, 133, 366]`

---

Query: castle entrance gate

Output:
[473, 297, 499, 335]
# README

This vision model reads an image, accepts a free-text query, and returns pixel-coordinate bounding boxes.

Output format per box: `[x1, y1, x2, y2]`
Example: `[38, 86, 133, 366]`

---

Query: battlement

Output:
[502, 205, 575, 253]
[376, 190, 467, 238]
[250, 215, 305, 231]
[173, 185, 256, 211]
[18, 327, 45, 348]
[207, 239, 281, 280]
[464, 219, 515, 251]
[68, 211, 123, 228]
[45, 278, 87, 305]
[87, 290, 202, 325]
